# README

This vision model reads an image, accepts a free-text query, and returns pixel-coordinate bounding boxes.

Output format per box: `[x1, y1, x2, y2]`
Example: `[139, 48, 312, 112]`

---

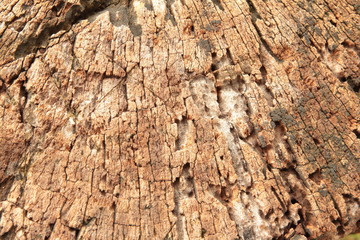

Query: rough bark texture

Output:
[0, 0, 359, 239]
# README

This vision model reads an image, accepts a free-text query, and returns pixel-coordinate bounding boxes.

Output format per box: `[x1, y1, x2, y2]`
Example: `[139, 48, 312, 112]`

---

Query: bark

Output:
[0, 0, 359, 239]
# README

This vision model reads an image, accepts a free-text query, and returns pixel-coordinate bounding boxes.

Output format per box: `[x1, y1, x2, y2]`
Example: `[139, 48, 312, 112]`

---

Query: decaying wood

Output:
[0, 0, 359, 239]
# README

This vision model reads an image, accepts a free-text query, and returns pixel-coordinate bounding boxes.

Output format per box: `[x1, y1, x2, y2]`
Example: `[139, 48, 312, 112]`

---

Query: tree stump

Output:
[0, 0, 359, 239]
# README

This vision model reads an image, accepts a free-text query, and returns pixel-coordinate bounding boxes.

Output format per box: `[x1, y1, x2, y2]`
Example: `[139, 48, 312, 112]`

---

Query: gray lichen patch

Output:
[106, 5, 129, 26]
[90, 2, 142, 36]
[198, 39, 212, 53]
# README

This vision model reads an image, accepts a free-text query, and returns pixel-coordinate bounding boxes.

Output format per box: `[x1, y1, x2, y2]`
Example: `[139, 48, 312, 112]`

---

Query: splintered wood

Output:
[0, 0, 359, 239]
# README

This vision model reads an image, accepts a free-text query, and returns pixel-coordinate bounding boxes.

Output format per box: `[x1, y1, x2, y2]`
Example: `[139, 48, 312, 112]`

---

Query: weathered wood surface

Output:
[0, 0, 359, 239]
